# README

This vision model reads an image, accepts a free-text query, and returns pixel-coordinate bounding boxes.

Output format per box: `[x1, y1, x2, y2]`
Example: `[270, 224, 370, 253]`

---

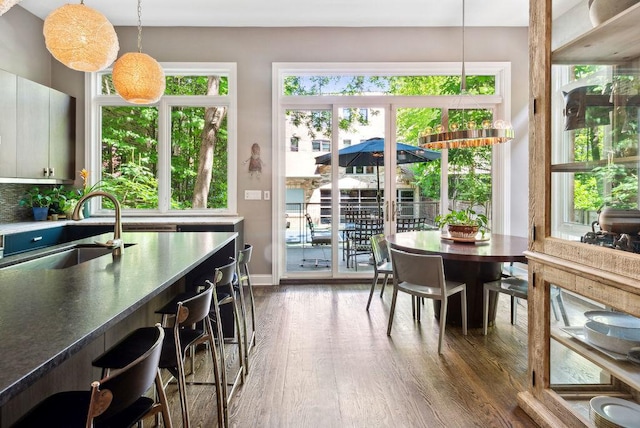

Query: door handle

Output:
[385, 200, 389, 221]
[392, 201, 396, 222]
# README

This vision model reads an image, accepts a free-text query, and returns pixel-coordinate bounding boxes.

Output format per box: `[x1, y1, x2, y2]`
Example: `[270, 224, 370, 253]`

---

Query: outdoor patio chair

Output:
[301, 213, 331, 267]
[347, 218, 383, 270]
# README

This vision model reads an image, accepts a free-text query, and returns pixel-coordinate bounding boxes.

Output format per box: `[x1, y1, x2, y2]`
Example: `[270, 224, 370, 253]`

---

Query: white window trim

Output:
[85, 62, 237, 216]
[272, 62, 512, 282]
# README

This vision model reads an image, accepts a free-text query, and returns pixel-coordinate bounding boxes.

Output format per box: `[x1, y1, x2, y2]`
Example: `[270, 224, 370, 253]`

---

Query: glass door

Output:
[335, 106, 386, 274]
[392, 107, 443, 234]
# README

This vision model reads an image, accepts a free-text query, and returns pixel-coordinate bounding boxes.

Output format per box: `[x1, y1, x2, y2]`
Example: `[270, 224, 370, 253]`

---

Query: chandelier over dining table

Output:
[419, 0, 514, 150]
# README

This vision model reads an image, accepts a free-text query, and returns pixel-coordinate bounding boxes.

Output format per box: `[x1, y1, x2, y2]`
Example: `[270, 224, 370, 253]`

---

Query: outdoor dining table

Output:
[387, 230, 528, 328]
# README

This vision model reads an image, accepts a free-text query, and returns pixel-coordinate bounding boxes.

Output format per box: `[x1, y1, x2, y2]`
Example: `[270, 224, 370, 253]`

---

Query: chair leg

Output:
[366, 271, 379, 311]
[246, 274, 257, 351]
[460, 287, 467, 336]
[483, 286, 490, 335]
[555, 287, 570, 326]
[380, 274, 389, 297]
[154, 369, 173, 428]
[175, 333, 191, 428]
[211, 294, 230, 427]
[386, 287, 399, 336]
[511, 296, 517, 325]
[203, 319, 226, 428]
[236, 280, 250, 375]
[438, 296, 448, 355]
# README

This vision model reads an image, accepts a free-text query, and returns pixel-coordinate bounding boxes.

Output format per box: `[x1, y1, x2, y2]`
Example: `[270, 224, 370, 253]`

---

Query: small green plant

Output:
[435, 207, 489, 236]
[46, 186, 69, 215]
[19, 187, 52, 209]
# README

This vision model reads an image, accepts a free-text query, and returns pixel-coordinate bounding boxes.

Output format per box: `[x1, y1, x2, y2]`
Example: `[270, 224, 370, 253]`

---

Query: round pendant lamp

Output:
[43, 1, 119, 72]
[113, 52, 165, 104]
[112, 0, 165, 104]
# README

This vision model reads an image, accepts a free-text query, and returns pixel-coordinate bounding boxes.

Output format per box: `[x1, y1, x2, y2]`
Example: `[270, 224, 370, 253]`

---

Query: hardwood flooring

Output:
[148, 283, 537, 427]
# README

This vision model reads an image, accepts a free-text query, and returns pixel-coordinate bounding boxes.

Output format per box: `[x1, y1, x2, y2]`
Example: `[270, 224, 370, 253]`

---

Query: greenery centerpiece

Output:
[435, 207, 489, 239]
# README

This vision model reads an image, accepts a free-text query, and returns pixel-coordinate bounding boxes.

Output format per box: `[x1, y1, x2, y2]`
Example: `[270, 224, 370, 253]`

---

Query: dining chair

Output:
[366, 233, 393, 310]
[301, 213, 331, 267]
[13, 324, 165, 428]
[483, 263, 569, 335]
[387, 248, 467, 355]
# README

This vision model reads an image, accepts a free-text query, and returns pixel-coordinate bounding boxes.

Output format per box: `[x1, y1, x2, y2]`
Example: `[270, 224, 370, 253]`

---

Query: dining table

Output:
[387, 230, 529, 328]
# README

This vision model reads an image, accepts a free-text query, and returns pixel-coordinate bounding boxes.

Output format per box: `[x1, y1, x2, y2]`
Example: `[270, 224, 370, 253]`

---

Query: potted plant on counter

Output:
[19, 187, 52, 221]
[435, 207, 489, 239]
[46, 186, 69, 220]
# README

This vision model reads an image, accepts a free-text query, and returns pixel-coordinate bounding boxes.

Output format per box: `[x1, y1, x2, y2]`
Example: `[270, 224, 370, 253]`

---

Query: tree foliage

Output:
[100, 75, 228, 209]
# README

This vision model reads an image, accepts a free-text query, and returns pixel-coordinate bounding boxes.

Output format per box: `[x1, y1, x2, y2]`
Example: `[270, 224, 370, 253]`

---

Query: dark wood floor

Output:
[149, 283, 538, 428]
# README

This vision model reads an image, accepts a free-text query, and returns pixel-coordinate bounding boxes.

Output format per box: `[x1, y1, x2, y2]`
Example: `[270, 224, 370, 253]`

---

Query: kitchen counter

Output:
[0, 230, 236, 407]
[0, 216, 244, 235]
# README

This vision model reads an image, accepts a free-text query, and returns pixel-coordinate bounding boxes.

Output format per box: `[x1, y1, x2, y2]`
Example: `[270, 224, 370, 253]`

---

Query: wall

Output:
[118, 26, 529, 277]
[0, 6, 86, 223]
[0, 10, 529, 279]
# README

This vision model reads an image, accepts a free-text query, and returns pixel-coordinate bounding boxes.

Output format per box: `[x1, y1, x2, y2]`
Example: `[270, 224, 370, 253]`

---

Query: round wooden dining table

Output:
[387, 230, 529, 328]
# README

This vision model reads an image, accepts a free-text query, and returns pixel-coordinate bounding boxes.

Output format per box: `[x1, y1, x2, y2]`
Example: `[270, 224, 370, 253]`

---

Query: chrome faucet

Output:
[72, 191, 124, 256]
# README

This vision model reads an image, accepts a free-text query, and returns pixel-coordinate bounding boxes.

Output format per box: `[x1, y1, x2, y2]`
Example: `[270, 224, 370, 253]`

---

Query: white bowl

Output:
[585, 321, 640, 355]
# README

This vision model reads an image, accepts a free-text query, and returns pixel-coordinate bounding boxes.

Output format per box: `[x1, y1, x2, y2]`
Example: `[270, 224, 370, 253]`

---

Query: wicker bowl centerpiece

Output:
[435, 208, 489, 240]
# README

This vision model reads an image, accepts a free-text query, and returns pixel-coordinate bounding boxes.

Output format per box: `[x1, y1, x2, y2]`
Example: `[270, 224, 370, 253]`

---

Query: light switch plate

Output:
[244, 190, 262, 200]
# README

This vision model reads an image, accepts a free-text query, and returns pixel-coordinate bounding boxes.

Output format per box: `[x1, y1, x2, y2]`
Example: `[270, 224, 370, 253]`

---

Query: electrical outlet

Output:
[244, 190, 262, 200]
[264, 191, 270, 200]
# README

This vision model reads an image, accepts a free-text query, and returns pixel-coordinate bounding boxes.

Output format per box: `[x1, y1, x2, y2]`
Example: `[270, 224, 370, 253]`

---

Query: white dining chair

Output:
[387, 248, 467, 355]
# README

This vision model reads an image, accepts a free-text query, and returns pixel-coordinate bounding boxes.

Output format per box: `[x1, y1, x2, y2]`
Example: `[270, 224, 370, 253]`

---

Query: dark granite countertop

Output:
[0, 216, 244, 235]
[0, 230, 236, 406]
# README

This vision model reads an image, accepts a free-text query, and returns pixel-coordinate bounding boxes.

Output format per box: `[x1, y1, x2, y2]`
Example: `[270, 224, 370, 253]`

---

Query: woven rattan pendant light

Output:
[0, 0, 22, 16]
[43, 1, 119, 72]
[112, 0, 165, 104]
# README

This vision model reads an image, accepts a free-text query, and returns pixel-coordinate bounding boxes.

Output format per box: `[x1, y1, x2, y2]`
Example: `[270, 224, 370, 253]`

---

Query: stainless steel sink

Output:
[1, 244, 135, 271]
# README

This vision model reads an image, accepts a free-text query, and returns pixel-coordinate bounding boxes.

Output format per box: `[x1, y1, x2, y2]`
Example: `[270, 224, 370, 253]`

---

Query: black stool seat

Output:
[12, 391, 155, 428]
[93, 327, 160, 369]
[14, 325, 165, 428]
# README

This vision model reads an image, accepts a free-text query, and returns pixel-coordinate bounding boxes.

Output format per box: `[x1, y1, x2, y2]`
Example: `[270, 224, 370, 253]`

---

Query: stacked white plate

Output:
[590, 396, 640, 428]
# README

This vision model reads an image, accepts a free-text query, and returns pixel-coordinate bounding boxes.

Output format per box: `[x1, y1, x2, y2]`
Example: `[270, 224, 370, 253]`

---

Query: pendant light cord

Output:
[137, 0, 143, 53]
[460, 0, 466, 93]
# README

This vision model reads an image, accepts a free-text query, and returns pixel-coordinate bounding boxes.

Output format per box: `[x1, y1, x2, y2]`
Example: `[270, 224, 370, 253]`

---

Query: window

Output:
[88, 63, 237, 214]
[290, 136, 299, 152]
[312, 139, 330, 152]
[359, 108, 368, 121]
[343, 139, 351, 147]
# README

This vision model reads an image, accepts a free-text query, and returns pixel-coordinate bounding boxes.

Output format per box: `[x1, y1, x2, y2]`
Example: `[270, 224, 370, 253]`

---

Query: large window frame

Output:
[86, 62, 238, 215]
[272, 62, 513, 280]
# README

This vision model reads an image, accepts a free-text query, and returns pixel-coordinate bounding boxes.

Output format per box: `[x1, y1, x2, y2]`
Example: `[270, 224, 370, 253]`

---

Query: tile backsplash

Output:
[0, 184, 41, 223]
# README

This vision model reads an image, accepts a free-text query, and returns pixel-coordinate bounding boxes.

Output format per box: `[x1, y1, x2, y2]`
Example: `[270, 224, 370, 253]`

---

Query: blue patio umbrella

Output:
[315, 137, 441, 217]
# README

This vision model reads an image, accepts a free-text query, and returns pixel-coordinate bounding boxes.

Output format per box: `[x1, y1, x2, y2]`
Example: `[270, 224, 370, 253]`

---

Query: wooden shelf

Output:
[553, 3, 640, 64]
[551, 156, 640, 172]
[551, 327, 640, 391]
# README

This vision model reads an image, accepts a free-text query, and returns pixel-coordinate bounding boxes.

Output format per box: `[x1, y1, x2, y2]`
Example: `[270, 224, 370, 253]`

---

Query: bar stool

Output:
[205, 257, 245, 408]
[13, 325, 165, 428]
[97, 283, 225, 428]
[236, 243, 256, 372]
[91, 324, 173, 427]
